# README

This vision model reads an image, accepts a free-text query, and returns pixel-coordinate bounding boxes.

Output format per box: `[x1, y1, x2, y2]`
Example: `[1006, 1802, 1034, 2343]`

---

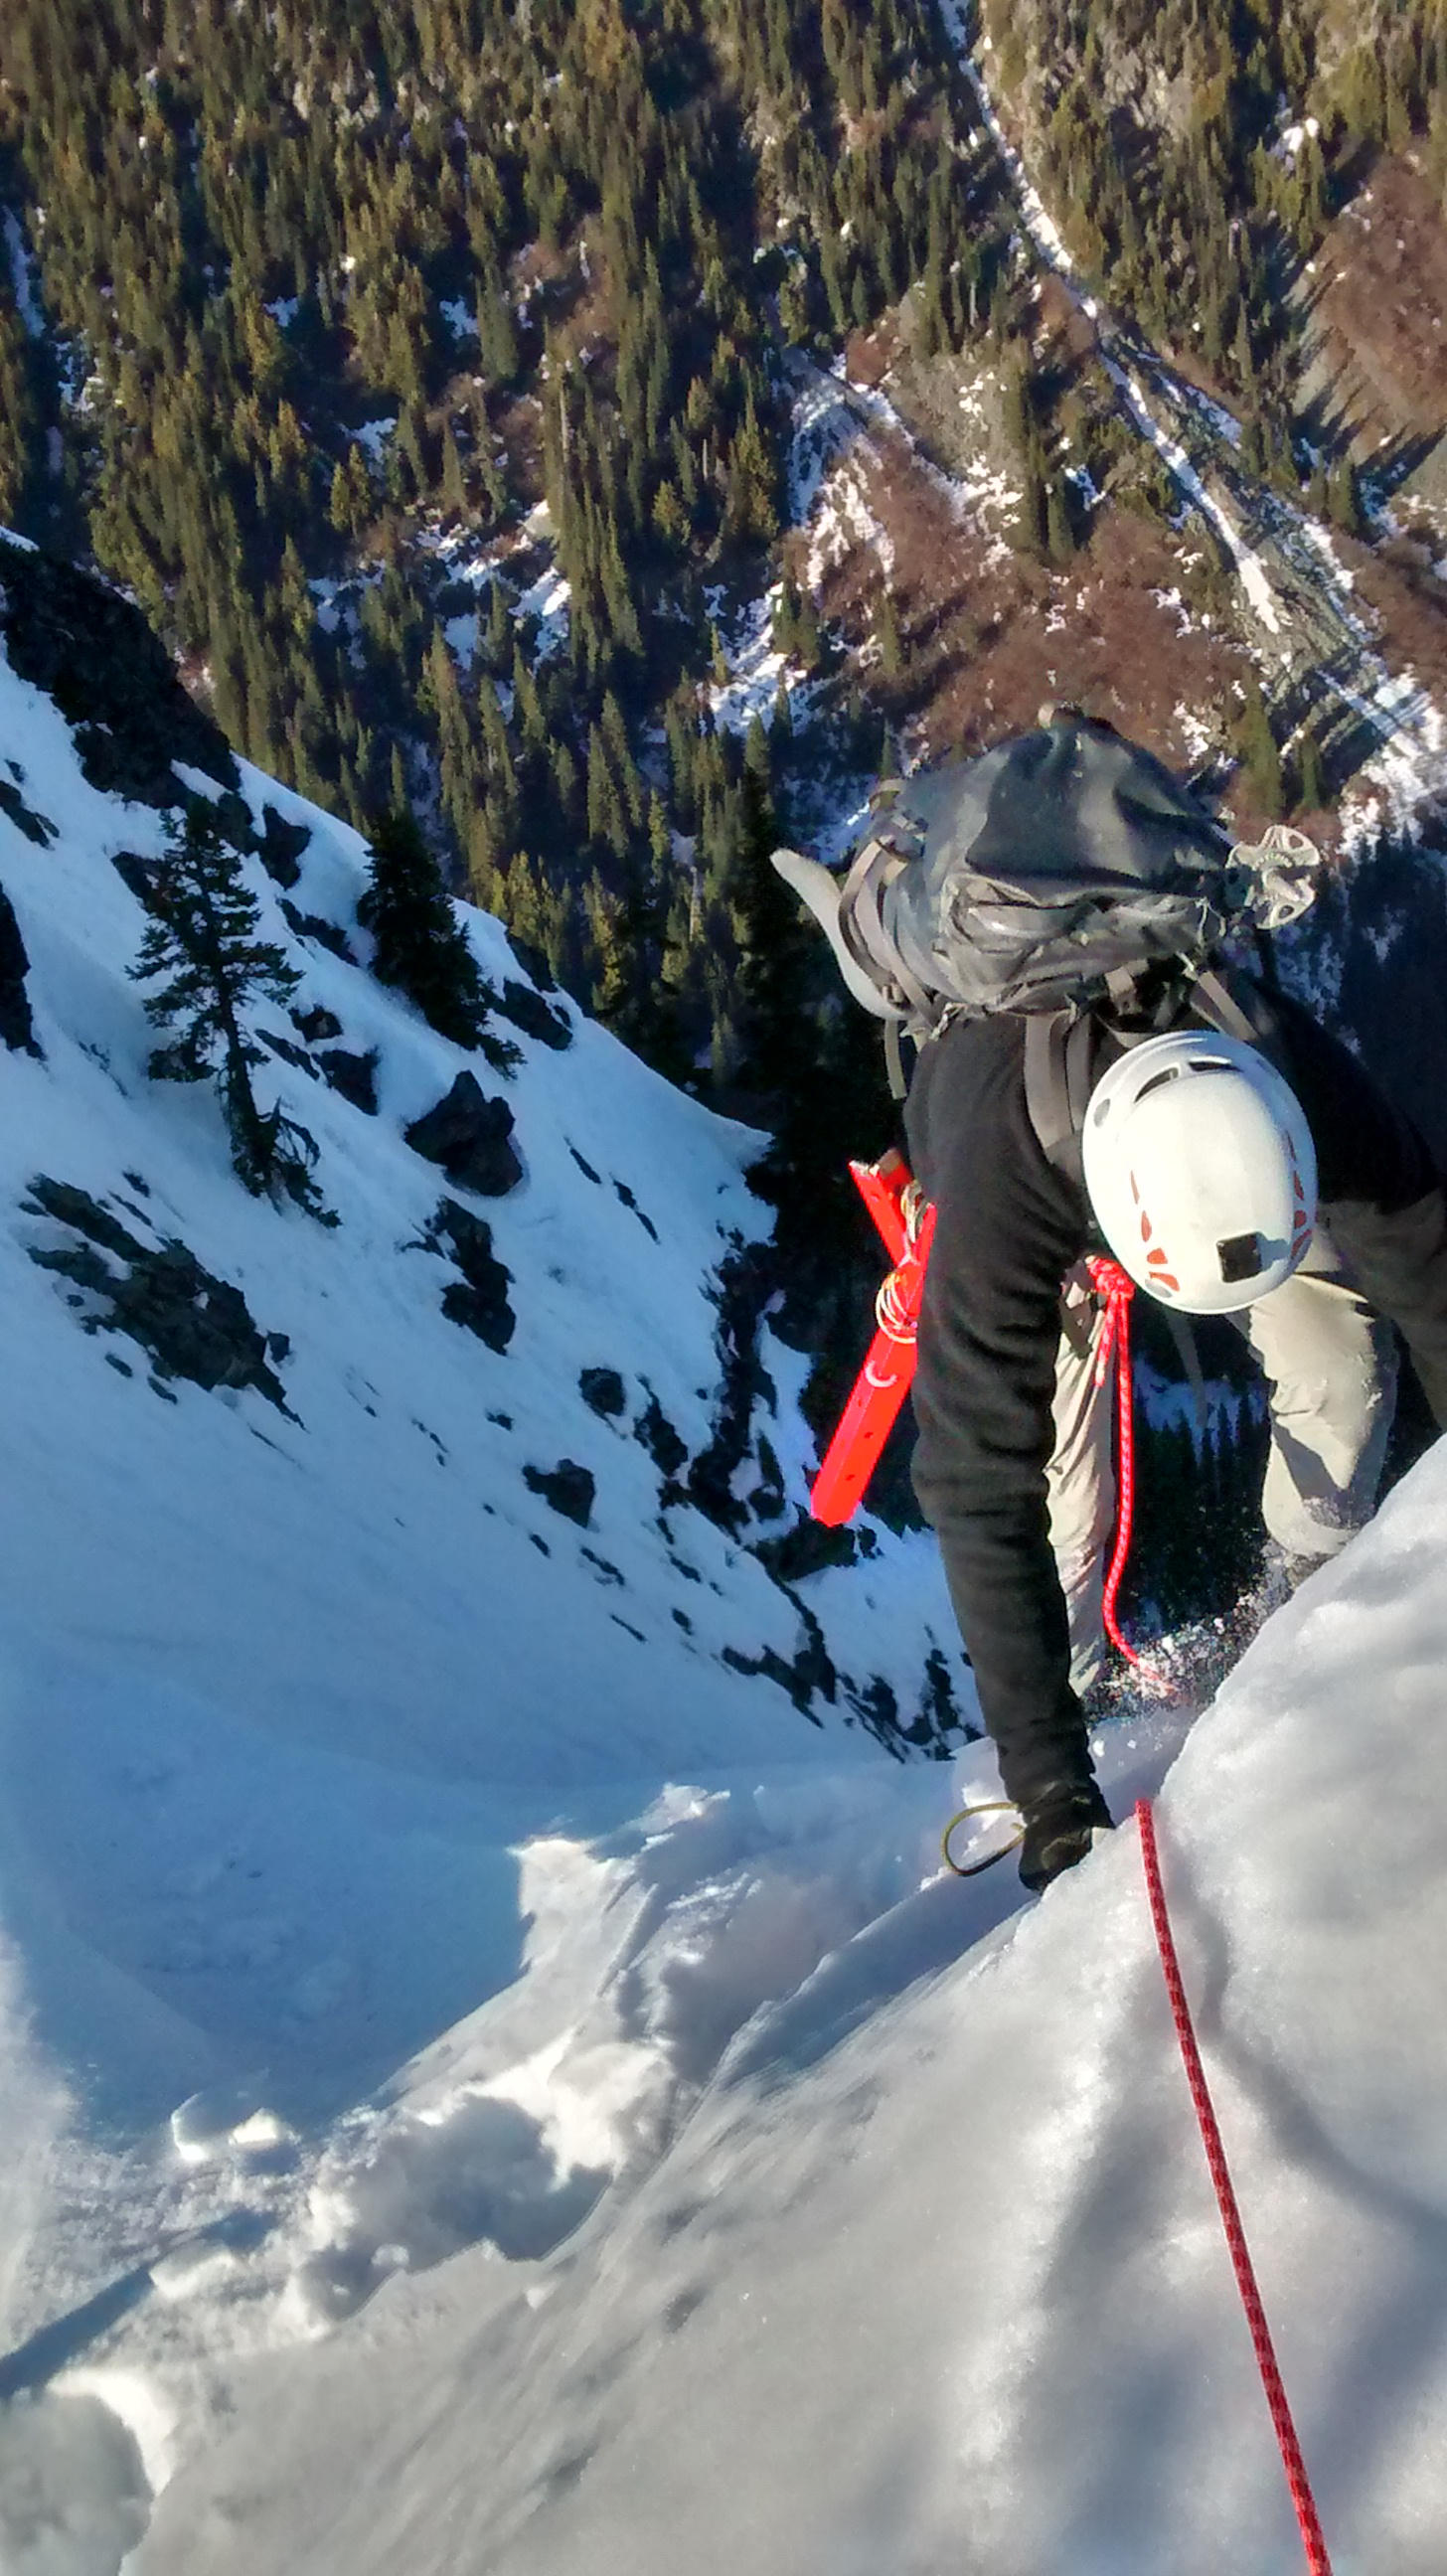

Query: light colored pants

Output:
[1047, 1230, 1398, 1691]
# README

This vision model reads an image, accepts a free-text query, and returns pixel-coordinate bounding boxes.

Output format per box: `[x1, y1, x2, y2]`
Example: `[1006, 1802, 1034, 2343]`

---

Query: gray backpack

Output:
[842, 715, 1313, 1017]
[775, 715, 1318, 1127]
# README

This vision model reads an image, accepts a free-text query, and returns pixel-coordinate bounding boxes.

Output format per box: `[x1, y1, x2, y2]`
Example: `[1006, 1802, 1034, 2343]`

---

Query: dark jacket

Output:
[902, 989, 1447, 1807]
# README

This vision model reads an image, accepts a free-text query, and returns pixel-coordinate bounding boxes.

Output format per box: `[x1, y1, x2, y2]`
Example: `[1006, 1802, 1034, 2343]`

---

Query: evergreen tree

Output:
[130, 804, 327, 1213]
[877, 584, 904, 678]
[361, 806, 489, 1047]
[1329, 453, 1365, 538]
[1045, 478, 1075, 565]
[1238, 681, 1284, 821]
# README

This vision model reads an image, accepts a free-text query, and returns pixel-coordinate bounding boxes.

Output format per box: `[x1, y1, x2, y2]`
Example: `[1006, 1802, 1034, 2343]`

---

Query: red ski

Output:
[810, 1152, 936, 1526]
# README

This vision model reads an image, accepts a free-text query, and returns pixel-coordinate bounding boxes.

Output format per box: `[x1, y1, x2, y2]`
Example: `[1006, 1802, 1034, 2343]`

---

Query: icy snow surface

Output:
[136, 1452, 1447, 2576]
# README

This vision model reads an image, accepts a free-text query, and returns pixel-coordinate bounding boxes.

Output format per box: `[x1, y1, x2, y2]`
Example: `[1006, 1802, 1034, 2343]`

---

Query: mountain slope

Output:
[0, 533, 994, 2566]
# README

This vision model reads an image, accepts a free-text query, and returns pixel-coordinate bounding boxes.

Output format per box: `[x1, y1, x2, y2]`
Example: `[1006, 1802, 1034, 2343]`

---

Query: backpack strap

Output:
[1023, 1010, 1099, 1183]
[1189, 964, 1286, 1067]
[838, 831, 940, 1032]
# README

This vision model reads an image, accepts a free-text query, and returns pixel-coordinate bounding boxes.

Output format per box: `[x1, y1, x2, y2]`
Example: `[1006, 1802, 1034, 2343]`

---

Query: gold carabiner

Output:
[941, 1801, 1025, 1878]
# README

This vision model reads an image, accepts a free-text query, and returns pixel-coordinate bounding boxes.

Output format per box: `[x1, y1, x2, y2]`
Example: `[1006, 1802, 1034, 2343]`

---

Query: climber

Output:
[776, 713, 1447, 1890]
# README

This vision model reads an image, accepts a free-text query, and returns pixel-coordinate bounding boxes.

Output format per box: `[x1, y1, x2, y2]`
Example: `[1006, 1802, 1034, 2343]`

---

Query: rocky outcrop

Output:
[404, 1072, 523, 1197]
[0, 536, 237, 808]
[419, 1198, 516, 1353]
[0, 773, 56, 847]
[0, 886, 40, 1055]
[579, 1367, 626, 1418]
[494, 978, 573, 1050]
[291, 1005, 344, 1044]
[634, 1391, 688, 1478]
[23, 1177, 291, 1409]
[523, 1459, 595, 1528]
[279, 899, 355, 962]
[257, 807, 312, 886]
[317, 1047, 379, 1114]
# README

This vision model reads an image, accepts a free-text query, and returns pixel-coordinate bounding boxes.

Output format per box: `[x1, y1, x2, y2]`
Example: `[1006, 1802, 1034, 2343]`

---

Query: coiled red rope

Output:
[1136, 1798, 1333, 2574]
[1086, 1254, 1139, 1665]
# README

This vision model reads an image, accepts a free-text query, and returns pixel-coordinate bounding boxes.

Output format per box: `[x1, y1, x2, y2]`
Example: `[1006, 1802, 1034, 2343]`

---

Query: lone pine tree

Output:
[360, 806, 490, 1050]
[131, 804, 329, 1214]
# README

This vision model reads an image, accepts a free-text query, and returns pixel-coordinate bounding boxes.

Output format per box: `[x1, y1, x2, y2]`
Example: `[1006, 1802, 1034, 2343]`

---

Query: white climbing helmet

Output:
[1080, 1031, 1317, 1313]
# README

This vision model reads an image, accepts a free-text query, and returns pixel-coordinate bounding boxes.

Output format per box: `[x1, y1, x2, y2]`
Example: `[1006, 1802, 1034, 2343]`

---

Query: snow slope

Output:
[137, 1442, 1447, 2576]
[0, 547, 991, 2564]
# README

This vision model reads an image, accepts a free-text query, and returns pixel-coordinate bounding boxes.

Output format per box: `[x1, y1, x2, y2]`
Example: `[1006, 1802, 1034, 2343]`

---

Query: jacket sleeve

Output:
[903, 1019, 1096, 1807]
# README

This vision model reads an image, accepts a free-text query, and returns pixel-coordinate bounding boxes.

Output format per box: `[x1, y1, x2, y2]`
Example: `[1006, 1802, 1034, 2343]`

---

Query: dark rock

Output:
[0, 537, 238, 809]
[317, 1046, 380, 1114]
[404, 1072, 523, 1197]
[22, 1176, 291, 1410]
[495, 978, 572, 1050]
[291, 1005, 343, 1043]
[258, 1028, 319, 1077]
[747, 1432, 787, 1522]
[568, 1145, 601, 1184]
[421, 1197, 515, 1353]
[686, 1246, 775, 1534]
[0, 778, 55, 846]
[507, 936, 557, 993]
[266, 1331, 291, 1362]
[0, 885, 40, 1054]
[752, 1514, 858, 1584]
[121, 1170, 150, 1195]
[612, 1178, 658, 1240]
[722, 1640, 825, 1722]
[723, 1598, 837, 1719]
[635, 1392, 688, 1478]
[212, 790, 257, 856]
[523, 1459, 595, 1529]
[22, 1178, 145, 1262]
[279, 898, 355, 961]
[579, 1366, 626, 1419]
[110, 851, 157, 906]
[580, 1545, 624, 1586]
[258, 807, 312, 887]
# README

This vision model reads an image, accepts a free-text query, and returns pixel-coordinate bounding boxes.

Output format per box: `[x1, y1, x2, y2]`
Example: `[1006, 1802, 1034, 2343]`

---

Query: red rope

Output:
[1136, 1798, 1333, 2575]
[1085, 1255, 1139, 1666]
